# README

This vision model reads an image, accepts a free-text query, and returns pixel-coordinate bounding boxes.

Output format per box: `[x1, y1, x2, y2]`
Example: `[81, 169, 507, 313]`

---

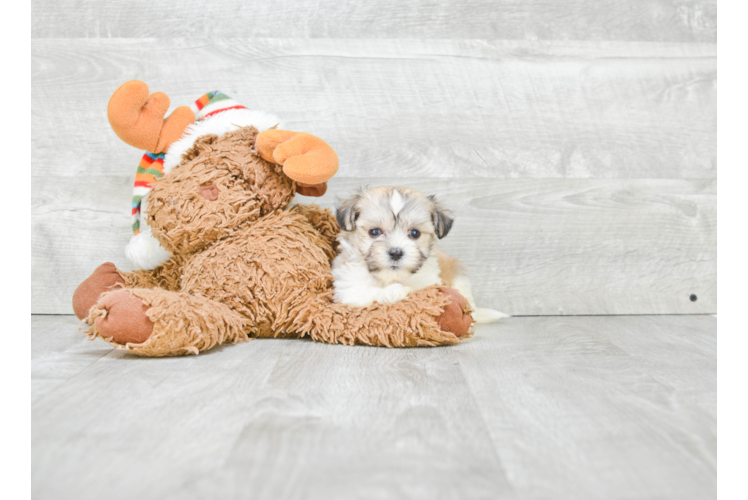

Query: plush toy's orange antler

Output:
[256, 129, 339, 189]
[107, 80, 195, 153]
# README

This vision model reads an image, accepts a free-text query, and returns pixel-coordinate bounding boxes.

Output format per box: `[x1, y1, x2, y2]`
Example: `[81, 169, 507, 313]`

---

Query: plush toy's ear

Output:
[336, 192, 362, 231]
[428, 195, 454, 239]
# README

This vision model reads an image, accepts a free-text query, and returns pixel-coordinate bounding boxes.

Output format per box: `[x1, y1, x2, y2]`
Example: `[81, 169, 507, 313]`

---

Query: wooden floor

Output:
[31, 314, 716, 500]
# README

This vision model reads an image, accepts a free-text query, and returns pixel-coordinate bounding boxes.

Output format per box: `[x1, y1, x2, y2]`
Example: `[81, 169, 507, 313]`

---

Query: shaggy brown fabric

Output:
[72, 262, 125, 320]
[294, 285, 468, 347]
[86, 287, 248, 356]
[79, 125, 472, 356]
[120, 254, 189, 291]
[148, 127, 295, 256]
[290, 204, 340, 260]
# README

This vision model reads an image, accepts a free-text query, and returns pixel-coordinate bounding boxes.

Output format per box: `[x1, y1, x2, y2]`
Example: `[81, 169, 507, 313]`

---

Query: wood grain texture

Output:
[30, 0, 717, 42]
[31, 39, 716, 180]
[31, 315, 113, 404]
[712, 315, 748, 500]
[31, 314, 717, 500]
[32, 176, 716, 315]
[712, 43, 748, 179]
[714, 179, 748, 314]
[454, 314, 716, 500]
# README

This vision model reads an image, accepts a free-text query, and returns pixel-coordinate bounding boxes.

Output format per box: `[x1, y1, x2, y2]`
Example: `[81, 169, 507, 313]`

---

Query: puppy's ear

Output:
[428, 195, 454, 239]
[336, 193, 361, 231]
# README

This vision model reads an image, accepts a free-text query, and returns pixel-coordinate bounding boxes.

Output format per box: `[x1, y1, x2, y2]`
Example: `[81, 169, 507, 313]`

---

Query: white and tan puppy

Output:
[332, 186, 507, 323]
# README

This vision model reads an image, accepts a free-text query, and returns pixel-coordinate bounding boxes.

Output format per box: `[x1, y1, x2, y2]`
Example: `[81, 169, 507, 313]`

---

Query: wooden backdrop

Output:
[31, 1, 717, 316]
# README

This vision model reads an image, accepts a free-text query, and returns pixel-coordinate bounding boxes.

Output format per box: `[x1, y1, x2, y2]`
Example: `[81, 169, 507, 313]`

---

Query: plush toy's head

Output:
[107, 81, 338, 268]
[147, 126, 296, 255]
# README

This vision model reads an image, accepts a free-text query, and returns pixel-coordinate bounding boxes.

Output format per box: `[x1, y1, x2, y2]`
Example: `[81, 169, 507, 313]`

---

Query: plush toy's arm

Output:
[255, 129, 339, 192]
[290, 204, 340, 260]
[291, 285, 473, 348]
[121, 255, 187, 290]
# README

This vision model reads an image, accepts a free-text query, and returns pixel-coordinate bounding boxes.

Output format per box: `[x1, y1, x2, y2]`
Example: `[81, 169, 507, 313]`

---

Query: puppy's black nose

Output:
[388, 248, 404, 261]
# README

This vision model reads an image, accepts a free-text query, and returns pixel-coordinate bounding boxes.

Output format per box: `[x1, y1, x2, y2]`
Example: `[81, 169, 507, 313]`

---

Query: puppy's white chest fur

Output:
[332, 239, 442, 307]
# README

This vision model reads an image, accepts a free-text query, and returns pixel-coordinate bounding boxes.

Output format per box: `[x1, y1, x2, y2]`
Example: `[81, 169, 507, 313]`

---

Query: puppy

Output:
[332, 186, 507, 323]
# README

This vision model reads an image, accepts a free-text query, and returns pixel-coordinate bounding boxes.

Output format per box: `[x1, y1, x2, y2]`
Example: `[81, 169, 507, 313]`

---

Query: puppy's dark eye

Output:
[408, 229, 421, 239]
[369, 228, 382, 237]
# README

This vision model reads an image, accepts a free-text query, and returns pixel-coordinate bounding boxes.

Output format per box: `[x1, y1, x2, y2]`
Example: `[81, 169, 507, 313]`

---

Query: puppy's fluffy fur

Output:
[332, 186, 507, 323]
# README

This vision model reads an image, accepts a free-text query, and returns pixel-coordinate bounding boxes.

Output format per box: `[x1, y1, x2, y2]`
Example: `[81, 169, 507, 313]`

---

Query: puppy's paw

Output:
[380, 283, 413, 304]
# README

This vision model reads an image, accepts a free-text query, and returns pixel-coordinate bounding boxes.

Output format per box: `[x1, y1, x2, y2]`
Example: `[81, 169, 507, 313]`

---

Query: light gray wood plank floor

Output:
[712, 315, 748, 500]
[31, 314, 716, 500]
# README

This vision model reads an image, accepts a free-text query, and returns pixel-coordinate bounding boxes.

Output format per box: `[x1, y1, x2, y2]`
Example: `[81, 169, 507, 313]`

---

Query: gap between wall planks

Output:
[32, 39, 716, 180]
[32, 176, 715, 316]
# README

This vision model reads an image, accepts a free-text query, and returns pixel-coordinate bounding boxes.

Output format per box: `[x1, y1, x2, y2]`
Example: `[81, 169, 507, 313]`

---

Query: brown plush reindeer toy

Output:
[72, 81, 472, 356]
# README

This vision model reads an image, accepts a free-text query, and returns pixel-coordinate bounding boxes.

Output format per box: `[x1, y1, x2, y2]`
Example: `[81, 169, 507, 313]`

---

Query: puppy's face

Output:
[336, 186, 454, 284]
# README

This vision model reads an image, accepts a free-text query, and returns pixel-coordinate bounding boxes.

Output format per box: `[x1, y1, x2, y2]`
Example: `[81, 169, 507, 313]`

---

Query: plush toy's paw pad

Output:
[93, 290, 154, 345]
[73, 262, 125, 320]
[436, 287, 473, 338]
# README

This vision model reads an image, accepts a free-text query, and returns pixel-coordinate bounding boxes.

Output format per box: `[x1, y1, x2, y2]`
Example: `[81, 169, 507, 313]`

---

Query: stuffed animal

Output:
[72, 81, 473, 356]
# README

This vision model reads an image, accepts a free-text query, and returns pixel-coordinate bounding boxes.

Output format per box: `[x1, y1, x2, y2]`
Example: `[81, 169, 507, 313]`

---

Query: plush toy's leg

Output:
[84, 288, 249, 356]
[289, 285, 473, 347]
[72, 258, 187, 321]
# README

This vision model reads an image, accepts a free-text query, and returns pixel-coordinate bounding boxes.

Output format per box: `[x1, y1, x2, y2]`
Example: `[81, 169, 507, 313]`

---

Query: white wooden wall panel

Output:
[30, 11, 717, 316]
[31, 39, 716, 180]
[31, 0, 717, 42]
[714, 179, 748, 314]
[32, 176, 716, 315]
